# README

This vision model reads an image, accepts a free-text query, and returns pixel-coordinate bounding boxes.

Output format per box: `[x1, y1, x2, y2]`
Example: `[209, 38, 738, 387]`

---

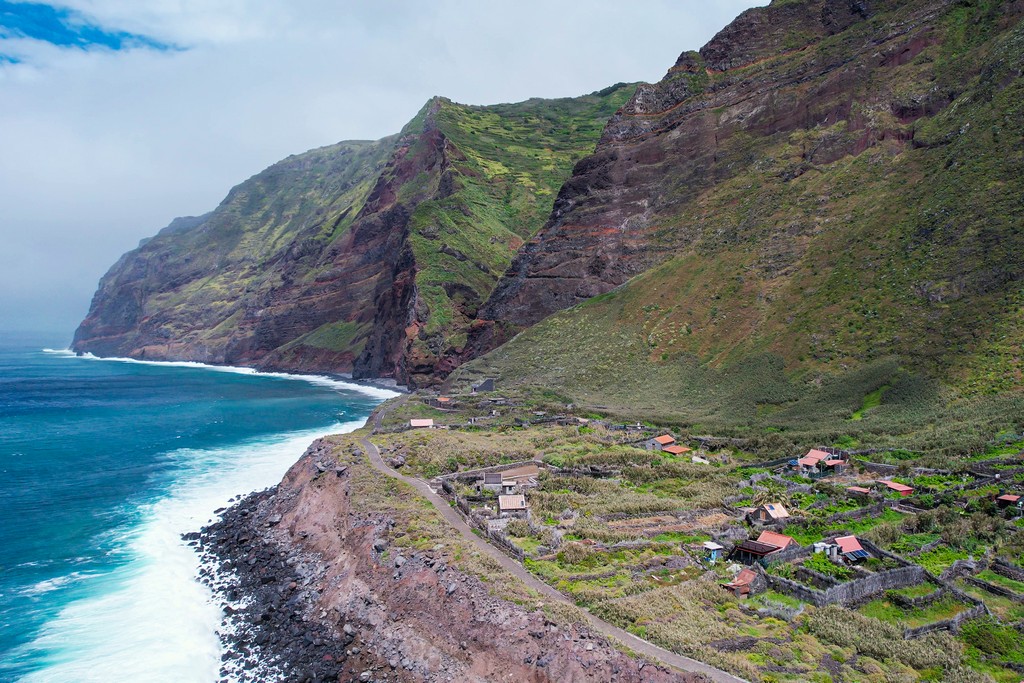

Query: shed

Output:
[646, 434, 677, 451]
[730, 540, 782, 565]
[481, 472, 504, 491]
[748, 502, 790, 524]
[723, 568, 759, 597]
[822, 459, 847, 474]
[409, 419, 435, 429]
[847, 486, 872, 495]
[662, 444, 691, 456]
[997, 494, 1023, 510]
[703, 541, 724, 563]
[878, 480, 914, 497]
[498, 494, 527, 517]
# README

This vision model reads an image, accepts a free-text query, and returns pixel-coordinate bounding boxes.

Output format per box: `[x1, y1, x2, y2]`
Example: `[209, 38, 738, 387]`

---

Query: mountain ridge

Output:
[75, 0, 1024, 451]
[72, 87, 636, 384]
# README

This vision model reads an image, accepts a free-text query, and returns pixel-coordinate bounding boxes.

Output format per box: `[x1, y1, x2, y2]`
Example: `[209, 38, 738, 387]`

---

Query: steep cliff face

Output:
[72, 136, 399, 369]
[482, 0, 947, 326]
[453, 0, 1024, 446]
[478, 0, 1024, 381]
[73, 87, 635, 385]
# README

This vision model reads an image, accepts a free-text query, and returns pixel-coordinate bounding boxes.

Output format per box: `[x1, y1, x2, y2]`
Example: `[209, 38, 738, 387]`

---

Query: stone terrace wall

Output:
[904, 603, 988, 639]
[439, 460, 545, 483]
[994, 558, 1024, 582]
[759, 540, 925, 608]
[964, 575, 1024, 603]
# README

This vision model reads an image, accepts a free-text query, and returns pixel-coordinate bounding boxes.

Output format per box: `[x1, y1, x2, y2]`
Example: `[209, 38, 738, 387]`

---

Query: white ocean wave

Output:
[41, 348, 401, 400]
[19, 572, 98, 597]
[16, 419, 364, 683]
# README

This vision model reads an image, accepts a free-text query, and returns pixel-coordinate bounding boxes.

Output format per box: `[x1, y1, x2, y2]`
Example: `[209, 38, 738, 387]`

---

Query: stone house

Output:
[498, 494, 528, 519]
[645, 434, 677, 451]
[747, 502, 791, 524]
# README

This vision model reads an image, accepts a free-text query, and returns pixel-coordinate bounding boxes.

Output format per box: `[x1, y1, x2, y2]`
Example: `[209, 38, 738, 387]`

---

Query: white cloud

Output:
[0, 0, 766, 335]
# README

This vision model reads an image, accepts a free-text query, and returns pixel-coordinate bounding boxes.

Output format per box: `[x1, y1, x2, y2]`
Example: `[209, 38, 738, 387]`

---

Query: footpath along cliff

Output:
[196, 435, 709, 683]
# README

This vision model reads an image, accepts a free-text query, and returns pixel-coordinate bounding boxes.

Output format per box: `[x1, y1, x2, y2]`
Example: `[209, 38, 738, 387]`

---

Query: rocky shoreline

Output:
[192, 486, 356, 683]
[190, 437, 706, 683]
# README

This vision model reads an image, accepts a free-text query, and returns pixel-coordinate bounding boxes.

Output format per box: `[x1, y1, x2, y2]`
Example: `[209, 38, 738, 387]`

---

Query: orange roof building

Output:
[723, 568, 759, 596]
[756, 530, 798, 551]
[878, 480, 914, 496]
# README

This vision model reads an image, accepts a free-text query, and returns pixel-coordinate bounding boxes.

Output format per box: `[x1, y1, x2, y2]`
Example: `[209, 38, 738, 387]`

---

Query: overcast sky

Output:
[0, 0, 765, 338]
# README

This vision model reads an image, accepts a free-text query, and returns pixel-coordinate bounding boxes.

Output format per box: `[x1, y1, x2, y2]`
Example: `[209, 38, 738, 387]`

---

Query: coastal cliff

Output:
[77, 0, 1024, 443]
[73, 89, 634, 388]
[197, 435, 705, 683]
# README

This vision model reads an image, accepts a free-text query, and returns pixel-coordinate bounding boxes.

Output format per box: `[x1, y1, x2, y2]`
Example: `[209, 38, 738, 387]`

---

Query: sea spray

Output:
[1, 345, 393, 682]
[17, 421, 364, 683]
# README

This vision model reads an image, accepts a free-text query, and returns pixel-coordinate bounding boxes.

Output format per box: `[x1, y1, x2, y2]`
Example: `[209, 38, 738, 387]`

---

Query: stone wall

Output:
[761, 560, 926, 607]
[963, 575, 1024, 603]
[903, 603, 988, 639]
[439, 460, 545, 483]
[994, 558, 1024, 582]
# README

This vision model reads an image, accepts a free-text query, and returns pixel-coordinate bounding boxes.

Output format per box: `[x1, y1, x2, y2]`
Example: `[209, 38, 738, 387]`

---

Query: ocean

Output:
[0, 333, 395, 682]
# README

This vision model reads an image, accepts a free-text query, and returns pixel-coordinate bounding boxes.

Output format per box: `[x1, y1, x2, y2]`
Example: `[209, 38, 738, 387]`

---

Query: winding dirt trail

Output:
[358, 397, 749, 683]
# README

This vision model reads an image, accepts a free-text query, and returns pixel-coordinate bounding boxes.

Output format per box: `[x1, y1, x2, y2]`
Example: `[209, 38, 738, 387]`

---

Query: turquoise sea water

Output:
[0, 333, 394, 682]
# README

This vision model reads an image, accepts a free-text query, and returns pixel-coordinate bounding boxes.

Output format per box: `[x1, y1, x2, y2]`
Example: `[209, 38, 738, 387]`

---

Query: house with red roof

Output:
[997, 493, 1023, 513]
[731, 530, 800, 565]
[756, 530, 798, 551]
[794, 448, 848, 477]
[645, 434, 677, 451]
[830, 535, 871, 563]
[878, 480, 914, 497]
[662, 444, 692, 456]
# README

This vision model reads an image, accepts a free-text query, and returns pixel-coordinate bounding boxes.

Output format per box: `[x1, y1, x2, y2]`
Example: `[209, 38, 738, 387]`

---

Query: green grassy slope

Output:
[399, 87, 637, 384]
[74, 87, 635, 382]
[74, 137, 397, 358]
[451, 2, 1024, 455]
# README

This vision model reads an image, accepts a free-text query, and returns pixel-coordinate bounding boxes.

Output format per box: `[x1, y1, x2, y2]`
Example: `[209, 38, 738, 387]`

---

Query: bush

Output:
[960, 617, 1024, 658]
[808, 605, 963, 671]
[556, 542, 595, 567]
[804, 553, 855, 581]
[505, 519, 532, 537]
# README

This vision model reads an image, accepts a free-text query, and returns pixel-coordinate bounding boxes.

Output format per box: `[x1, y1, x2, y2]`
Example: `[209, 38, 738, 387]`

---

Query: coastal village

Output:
[370, 382, 1024, 683]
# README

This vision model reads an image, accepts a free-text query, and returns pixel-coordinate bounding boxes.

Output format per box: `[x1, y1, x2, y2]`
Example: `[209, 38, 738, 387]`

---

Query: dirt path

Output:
[359, 398, 749, 683]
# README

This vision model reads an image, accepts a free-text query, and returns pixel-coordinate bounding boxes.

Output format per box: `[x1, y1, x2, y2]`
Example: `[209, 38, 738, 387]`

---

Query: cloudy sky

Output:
[0, 0, 764, 337]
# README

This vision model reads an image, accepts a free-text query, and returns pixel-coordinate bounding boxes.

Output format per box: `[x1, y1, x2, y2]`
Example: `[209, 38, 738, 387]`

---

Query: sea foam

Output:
[41, 349, 402, 401]
[16, 419, 365, 683]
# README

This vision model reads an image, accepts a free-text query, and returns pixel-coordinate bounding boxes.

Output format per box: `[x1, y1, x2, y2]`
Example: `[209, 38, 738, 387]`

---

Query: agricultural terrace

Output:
[367, 391, 1024, 682]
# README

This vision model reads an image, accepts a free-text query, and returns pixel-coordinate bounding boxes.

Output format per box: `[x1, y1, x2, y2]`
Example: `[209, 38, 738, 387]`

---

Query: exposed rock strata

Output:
[478, 0, 972, 329]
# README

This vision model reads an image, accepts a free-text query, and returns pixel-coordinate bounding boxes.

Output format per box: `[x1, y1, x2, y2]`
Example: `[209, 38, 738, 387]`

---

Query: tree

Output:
[752, 479, 792, 508]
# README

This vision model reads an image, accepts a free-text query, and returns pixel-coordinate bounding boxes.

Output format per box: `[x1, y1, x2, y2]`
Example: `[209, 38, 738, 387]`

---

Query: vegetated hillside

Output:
[453, 0, 1024, 455]
[73, 86, 636, 385]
